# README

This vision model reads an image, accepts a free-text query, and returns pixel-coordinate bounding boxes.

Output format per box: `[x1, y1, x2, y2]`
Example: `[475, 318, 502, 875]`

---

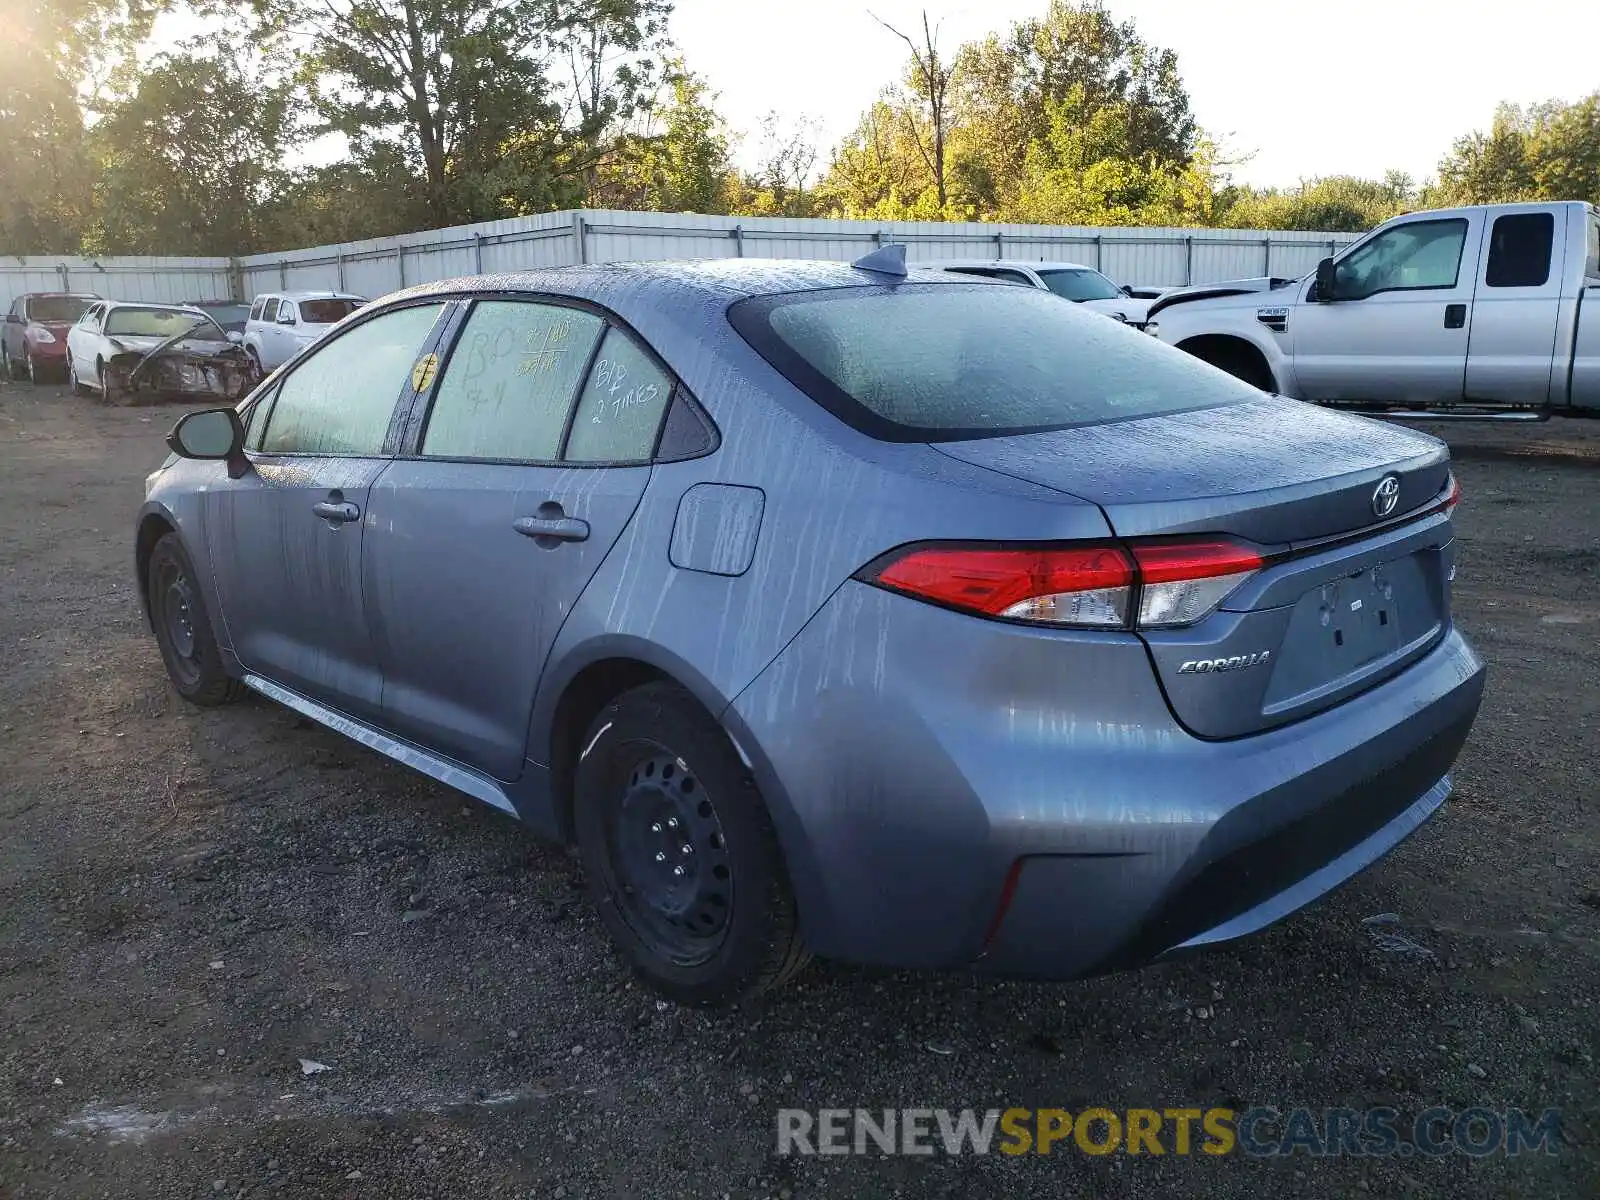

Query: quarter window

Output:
[565, 328, 674, 463]
[422, 301, 603, 461]
[259, 303, 443, 456]
[1333, 219, 1468, 298]
[1485, 213, 1554, 288]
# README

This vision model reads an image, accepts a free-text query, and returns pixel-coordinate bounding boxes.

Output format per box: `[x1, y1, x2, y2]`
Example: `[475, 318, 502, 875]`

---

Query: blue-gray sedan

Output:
[136, 253, 1486, 1005]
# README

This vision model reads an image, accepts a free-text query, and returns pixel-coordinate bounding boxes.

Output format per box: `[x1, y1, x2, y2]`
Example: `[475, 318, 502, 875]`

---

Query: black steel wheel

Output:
[574, 682, 809, 1005]
[146, 533, 243, 706]
[607, 750, 735, 965]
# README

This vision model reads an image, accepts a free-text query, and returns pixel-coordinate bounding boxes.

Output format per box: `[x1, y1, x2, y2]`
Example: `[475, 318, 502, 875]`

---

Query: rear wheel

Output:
[574, 682, 809, 1006]
[147, 533, 244, 706]
[1185, 339, 1275, 392]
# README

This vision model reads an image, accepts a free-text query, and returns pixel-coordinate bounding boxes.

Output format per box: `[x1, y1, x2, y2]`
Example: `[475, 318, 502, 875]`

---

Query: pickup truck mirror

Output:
[4, 313, 21, 324]
[1120, 283, 1135, 297]
[1315, 256, 1339, 301]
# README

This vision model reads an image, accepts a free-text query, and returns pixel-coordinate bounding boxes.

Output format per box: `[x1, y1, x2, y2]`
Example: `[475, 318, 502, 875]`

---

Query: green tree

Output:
[1220, 174, 1416, 232]
[0, 0, 161, 252]
[1430, 95, 1600, 207]
[244, 0, 672, 227]
[85, 39, 302, 255]
[591, 65, 734, 212]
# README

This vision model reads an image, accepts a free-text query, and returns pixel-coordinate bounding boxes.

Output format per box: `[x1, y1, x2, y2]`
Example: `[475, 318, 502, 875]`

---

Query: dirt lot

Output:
[1, 380, 1595, 1199]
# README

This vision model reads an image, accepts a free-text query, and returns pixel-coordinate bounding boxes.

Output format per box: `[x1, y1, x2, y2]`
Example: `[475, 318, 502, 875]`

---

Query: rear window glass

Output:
[300, 299, 363, 324]
[1037, 268, 1122, 301]
[729, 283, 1257, 442]
[28, 296, 94, 323]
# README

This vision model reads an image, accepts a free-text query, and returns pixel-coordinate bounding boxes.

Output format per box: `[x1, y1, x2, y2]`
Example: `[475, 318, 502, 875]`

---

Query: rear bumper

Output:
[727, 581, 1486, 978]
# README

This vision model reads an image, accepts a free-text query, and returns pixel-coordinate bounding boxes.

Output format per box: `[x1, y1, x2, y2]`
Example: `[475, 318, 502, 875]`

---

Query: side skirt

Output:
[240, 673, 520, 818]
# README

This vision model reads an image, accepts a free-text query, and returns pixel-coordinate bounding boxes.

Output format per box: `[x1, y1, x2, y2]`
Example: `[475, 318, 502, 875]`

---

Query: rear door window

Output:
[422, 300, 603, 462]
[729, 282, 1257, 442]
[1485, 213, 1555, 287]
[564, 328, 674, 463]
[260, 303, 445, 456]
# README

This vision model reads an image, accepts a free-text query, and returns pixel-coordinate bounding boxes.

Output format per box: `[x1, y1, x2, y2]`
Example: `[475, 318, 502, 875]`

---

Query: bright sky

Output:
[152, 0, 1600, 189]
[676, 0, 1600, 186]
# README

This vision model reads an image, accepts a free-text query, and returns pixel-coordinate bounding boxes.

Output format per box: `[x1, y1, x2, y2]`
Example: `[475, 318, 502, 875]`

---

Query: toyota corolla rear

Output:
[723, 279, 1486, 979]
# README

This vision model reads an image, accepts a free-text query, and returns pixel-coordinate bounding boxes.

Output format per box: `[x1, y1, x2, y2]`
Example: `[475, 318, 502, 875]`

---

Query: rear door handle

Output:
[312, 500, 361, 524]
[514, 515, 590, 543]
[1444, 303, 1467, 329]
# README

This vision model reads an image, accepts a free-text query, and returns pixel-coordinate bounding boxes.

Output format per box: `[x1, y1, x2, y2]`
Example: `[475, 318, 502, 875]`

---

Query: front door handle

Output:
[514, 514, 590, 544]
[312, 500, 361, 524]
[1444, 303, 1467, 329]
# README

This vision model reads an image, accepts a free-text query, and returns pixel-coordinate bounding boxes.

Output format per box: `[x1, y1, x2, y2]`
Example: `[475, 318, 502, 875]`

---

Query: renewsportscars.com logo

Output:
[776, 1107, 1562, 1158]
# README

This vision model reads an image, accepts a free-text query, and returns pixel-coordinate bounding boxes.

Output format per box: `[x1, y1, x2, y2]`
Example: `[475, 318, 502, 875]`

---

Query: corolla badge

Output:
[1372, 474, 1402, 518]
[1177, 651, 1272, 675]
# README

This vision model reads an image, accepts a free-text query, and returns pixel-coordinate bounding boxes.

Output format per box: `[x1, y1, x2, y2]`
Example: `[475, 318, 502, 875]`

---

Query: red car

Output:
[3, 293, 101, 383]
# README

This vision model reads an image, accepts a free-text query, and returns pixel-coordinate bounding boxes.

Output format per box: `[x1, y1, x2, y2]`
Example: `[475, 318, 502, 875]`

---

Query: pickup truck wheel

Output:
[574, 682, 810, 1006]
[1184, 339, 1275, 393]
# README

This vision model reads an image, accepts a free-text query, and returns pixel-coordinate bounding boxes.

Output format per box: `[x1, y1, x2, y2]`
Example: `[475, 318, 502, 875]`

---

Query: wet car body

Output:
[136, 257, 1486, 1002]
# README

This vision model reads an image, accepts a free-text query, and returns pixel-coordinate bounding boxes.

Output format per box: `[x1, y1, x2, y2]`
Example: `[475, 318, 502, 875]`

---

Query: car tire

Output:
[21, 348, 35, 385]
[1, 348, 12, 381]
[245, 347, 263, 382]
[69, 362, 88, 396]
[146, 533, 245, 707]
[97, 360, 125, 405]
[574, 682, 810, 1006]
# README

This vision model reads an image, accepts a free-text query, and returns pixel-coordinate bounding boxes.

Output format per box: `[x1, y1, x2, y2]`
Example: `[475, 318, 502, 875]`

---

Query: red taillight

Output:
[860, 537, 1264, 630]
[1442, 474, 1461, 514]
[870, 545, 1135, 627]
[1130, 539, 1264, 583]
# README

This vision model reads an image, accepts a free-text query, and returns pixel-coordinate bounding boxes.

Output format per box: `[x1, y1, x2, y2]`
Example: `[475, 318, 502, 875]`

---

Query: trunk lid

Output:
[932, 397, 1457, 738]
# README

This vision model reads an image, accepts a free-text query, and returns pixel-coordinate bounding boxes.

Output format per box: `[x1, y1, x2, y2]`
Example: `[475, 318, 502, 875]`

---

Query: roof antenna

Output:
[851, 243, 907, 278]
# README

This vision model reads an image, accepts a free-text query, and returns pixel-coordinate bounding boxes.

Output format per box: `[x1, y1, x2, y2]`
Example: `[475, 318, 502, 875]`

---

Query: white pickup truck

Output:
[1147, 201, 1600, 417]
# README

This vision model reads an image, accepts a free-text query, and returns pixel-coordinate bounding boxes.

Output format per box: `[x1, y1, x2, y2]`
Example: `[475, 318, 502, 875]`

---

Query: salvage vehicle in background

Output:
[1148, 200, 1600, 417]
[243, 291, 365, 373]
[183, 300, 252, 335]
[136, 249, 1484, 1006]
[3, 292, 101, 383]
[66, 301, 256, 404]
[935, 260, 1157, 327]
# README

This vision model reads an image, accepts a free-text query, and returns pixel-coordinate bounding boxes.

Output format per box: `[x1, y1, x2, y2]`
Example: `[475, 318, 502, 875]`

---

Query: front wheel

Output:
[574, 683, 809, 1006]
[147, 533, 244, 706]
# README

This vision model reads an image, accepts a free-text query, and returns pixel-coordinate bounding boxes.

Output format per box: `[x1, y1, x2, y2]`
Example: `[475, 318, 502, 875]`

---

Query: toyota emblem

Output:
[1372, 474, 1401, 518]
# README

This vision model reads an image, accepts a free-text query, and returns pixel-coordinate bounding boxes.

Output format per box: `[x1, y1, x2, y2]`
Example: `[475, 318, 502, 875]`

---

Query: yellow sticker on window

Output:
[411, 353, 440, 392]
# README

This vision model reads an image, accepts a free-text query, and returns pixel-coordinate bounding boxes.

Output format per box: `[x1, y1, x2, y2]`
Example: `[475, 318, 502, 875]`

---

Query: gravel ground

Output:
[0, 381, 1595, 1199]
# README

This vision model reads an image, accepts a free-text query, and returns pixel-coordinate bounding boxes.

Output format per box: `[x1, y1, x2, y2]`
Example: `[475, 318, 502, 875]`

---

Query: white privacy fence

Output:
[0, 255, 234, 314]
[4, 211, 1363, 311]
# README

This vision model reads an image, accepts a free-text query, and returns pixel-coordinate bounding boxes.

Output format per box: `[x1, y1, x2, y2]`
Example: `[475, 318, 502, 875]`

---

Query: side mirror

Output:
[167, 408, 244, 461]
[1120, 283, 1135, 297]
[277, 310, 297, 326]
[4, 313, 21, 324]
[226, 330, 244, 344]
[1314, 257, 1339, 302]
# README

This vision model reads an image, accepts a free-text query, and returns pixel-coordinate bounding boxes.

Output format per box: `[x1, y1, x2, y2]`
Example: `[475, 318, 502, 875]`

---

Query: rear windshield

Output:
[1037, 268, 1122, 301]
[28, 296, 94, 323]
[104, 308, 216, 338]
[299, 298, 362, 324]
[728, 283, 1256, 442]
